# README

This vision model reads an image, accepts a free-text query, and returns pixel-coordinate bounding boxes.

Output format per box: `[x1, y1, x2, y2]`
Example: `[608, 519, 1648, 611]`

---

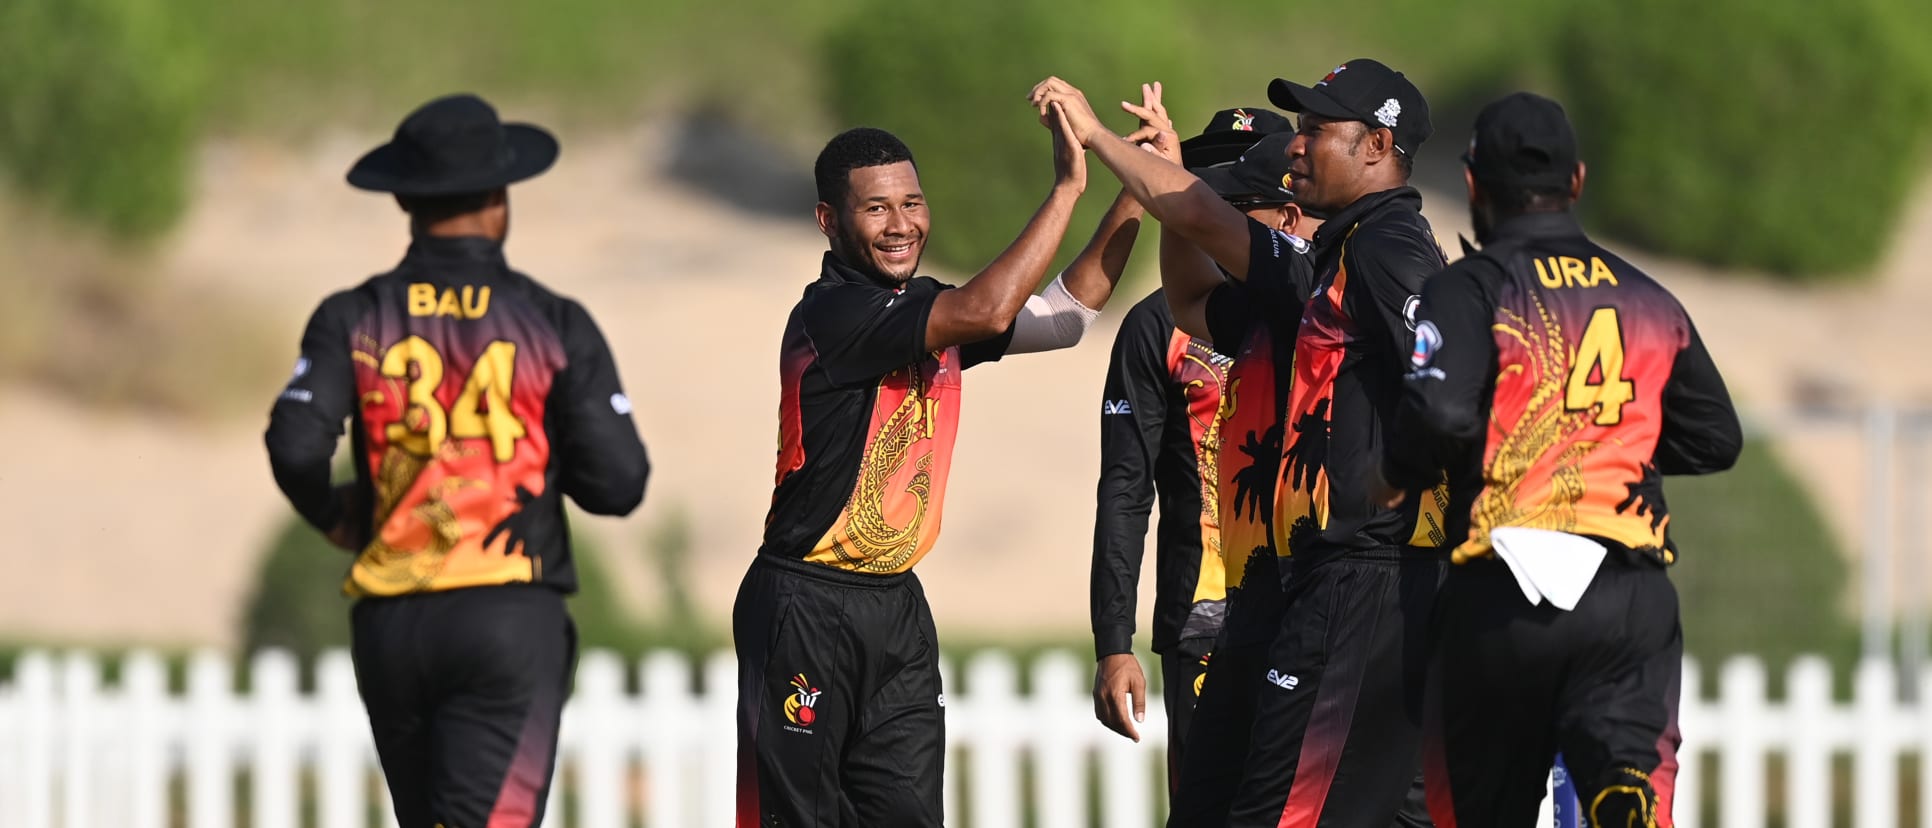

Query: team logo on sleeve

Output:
[1402, 295, 1421, 331]
[1411, 320, 1443, 368]
[783, 674, 822, 731]
[1193, 652, 1212, 697]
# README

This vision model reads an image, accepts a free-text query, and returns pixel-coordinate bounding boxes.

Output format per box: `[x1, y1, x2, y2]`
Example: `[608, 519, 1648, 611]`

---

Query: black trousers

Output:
[1226, 549, 1444, 828]
[1161, 637, 1215, 794]
[1423, 555, 1683, 828]
[1168, 553, 1286, 828]
[733, 554, 944, 827]
[350, 584, 576, 828]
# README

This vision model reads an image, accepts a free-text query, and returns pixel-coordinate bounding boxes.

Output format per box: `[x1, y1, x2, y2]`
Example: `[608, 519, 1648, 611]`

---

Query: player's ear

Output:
[814, 201, 837, 240]
[1570, 162, 1587, 202]
[1282, 203, 1305, 232]
[1368, 125, 1396, 163]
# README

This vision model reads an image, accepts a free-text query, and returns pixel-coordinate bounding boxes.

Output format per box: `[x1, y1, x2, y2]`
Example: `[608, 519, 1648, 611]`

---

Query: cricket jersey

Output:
[1386, 211, 1742, 562]
[265, 235, 650, 597]
[759, 252, 1013, 574]
[1199, 217, 1320, 644]
[1091, 289, 1232, 657]
[1270, 187, 1452, 567]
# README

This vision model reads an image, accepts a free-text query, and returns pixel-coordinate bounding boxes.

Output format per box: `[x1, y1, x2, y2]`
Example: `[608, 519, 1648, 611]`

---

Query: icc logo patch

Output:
[784, 673, 822, 729]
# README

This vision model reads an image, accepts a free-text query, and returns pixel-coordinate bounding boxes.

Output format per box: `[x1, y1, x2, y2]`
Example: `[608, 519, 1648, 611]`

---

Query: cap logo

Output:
[1317, 64, 1347, 86]
[1281, 172, 1294, 191]
[1375, 98, 1402, 128]
[1231, 109, 1256, 131]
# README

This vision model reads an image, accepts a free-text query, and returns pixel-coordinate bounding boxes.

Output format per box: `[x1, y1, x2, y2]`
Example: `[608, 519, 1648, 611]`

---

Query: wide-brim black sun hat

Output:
[347, 93, 558, 196]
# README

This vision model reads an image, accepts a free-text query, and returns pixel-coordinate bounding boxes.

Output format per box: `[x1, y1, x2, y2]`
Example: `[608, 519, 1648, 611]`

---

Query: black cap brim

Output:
[1267, 79, 1362, 121]
[347, 123, 559, 196]
[1179, 131, 1266, 168]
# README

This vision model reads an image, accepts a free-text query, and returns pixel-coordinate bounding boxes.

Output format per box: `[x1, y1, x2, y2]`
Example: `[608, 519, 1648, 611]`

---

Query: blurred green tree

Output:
[0, 0, 207, 240]
[820, 0, 1214, 278]
[1556, 0, 1932, 279]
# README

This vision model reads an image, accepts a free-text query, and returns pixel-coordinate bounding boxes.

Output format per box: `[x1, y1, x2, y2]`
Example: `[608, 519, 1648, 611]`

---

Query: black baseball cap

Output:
[1465, 92, 1579, 191]
[1193, 132, 1296, 204]
[1268, 59, 1432, 155]
[1179, 107, 1292, 168]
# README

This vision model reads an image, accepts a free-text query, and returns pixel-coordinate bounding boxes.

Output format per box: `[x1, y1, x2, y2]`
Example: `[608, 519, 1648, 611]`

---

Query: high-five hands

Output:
[1031, 77, 1184, 163]
[1029, 77, 1108, 147]
[1040, 99, 1088, 194]
[1121, 82, 1182, 164]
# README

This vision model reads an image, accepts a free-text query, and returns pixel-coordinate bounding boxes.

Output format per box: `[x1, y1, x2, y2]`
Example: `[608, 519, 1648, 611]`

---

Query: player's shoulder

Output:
[1126, 288, 1174, 325]
[1349, 206, 1441, 258]
[309, 280, 381, 327]
[1424, 255, 1500, 297]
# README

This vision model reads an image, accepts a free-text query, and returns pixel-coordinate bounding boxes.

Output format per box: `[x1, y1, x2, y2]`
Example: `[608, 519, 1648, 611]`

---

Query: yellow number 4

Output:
[1565, 307, 1635, 426]
[380, 337, 526, 462]
[450, 341, 526, 462]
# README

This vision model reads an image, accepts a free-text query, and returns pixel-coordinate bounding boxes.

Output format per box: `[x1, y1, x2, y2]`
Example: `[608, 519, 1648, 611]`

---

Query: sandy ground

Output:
[0, 123, 1925, 650]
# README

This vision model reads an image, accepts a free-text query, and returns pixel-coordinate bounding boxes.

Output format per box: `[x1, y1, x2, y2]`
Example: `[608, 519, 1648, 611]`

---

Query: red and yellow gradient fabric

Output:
[775, 344, 963, 575]
[1462, 258, 1686, 562]
[1273, 261, 1345, 545]
[1274, 241, 1449, 555]
[1168, 332, 1232, 604]
[348, 296, 564, 596]
[1213, 326, 1283, 590]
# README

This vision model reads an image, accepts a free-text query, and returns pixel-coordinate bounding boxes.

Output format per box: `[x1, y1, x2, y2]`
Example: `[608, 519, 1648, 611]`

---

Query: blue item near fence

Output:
[1552, 754, 1580, 828]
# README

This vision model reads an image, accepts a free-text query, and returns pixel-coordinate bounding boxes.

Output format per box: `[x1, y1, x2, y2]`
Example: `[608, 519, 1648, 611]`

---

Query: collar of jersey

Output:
[820, 250, 922, 291]
[1312, 186, 1422, 249]
[404, 234, 509, 267]
[1487, 211, 1586, 243]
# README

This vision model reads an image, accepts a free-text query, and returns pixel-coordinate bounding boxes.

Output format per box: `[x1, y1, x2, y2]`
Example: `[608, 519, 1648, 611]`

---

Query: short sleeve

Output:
[1242, 218, 1318, 319]
[800, 281, 940, 386]
[1204, 281, 1257, 358]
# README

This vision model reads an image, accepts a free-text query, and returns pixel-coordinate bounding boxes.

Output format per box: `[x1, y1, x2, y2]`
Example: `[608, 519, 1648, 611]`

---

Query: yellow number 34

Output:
[1565, 307, 1636, 426]
[379, 336, 527, 462]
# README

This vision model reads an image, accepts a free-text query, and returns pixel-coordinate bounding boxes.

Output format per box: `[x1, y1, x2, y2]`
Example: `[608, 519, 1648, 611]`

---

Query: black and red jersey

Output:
[1090, 289, 1232, 657]
[265, 235, 650, 597]
[1387, 211, 1742, 563]
[1200, 218, 1319, 645]
[759, 253, 1013, 575]
[1267, 187, 1453, 567]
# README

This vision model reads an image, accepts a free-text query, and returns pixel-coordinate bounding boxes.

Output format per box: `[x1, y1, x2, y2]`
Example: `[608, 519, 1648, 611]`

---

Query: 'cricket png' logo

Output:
[784, 674, 822, 727]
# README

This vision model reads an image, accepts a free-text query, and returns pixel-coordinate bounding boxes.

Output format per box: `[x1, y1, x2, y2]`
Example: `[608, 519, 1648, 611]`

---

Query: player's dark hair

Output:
[396, 190, 499, 223]
[815, 127, 917, 207]
[1395, 149, 1414, 180]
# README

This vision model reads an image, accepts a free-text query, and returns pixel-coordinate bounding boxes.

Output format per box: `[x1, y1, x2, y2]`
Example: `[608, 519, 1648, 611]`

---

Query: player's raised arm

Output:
[924, 103, 1088, 350]
[1031, 77, 1259, 282]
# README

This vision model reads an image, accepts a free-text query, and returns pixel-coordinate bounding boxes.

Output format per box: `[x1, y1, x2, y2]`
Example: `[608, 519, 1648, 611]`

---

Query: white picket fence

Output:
[0, 649, 1923, 828]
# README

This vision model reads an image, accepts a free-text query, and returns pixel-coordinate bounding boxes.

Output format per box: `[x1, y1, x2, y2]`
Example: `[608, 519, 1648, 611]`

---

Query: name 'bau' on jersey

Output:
[760, 253, 1013, 575]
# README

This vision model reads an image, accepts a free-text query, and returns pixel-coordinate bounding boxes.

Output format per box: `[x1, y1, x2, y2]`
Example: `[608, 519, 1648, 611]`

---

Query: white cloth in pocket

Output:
[1487, 527, 1608, 611]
